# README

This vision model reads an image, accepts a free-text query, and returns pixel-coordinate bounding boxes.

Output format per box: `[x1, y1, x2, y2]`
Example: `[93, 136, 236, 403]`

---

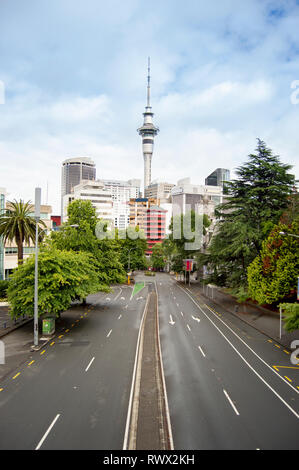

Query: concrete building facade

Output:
[99, 179, 141, 229]
[63, 180, 113, 224]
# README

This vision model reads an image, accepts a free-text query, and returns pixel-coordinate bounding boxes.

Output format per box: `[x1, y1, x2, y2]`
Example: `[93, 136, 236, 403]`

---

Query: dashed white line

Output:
[178, 286, 299, 419]
[85, 357, 95, 372]
[187, 324, 191, 332]
[181, 312, 184, 317]
[223, 389, 240, 416]
[198, 346, 206, 358]
[114, 289, 122, 301]
[107, 329, 112, 338]
[35, 414, 61, 450]
[118, 314, 122, 320]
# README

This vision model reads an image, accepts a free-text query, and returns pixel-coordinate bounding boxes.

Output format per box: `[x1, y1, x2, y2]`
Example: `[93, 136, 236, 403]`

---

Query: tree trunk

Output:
[17, 238, 23, 265]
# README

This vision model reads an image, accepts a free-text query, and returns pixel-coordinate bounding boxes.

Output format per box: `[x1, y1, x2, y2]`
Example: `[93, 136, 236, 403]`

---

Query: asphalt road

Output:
[0, 285, 147, 450]
[154, 273, 299, 450]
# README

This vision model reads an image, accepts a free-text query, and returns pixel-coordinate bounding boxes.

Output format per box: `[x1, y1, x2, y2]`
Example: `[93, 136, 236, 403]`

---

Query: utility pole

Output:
[34, 188, 41, 347]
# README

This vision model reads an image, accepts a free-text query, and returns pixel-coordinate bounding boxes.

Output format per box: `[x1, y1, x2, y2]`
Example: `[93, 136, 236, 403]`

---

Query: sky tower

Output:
[137, 58, 159, 195]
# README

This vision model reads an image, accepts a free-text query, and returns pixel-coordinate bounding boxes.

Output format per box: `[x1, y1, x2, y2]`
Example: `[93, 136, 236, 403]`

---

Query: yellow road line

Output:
[65, 329, 70, 333]
[273, 366, 279, 371]
[268, 340, 273, 343]
[40, 350, 46, 355]
[12, 373, 20, 380]
[275, 344, 281, 349]
[283, 350, 290, 355]
[285, 376, 292, 383]
[80, 315, 84, 319]
[75, 320, 79, 323]
[28, 360, 35, 366]
[273, 365, 299, 371]
[0, 388, 3, 392]
[71, 324, 75, 327]
[50, 341, 55, 346]
[58, 335, 64, 339]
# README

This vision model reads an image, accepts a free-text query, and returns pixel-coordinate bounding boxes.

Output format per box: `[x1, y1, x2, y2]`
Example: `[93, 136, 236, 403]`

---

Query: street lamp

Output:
[279, 231, 299, 239]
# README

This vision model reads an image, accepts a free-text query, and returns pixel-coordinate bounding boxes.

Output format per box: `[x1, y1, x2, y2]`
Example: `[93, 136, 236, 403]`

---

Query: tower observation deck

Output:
[137, 58, 159, 195]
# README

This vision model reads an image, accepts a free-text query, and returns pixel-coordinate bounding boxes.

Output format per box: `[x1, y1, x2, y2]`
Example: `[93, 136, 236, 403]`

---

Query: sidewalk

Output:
[0, 305, 31, 338]
[183, 280, 299, 348]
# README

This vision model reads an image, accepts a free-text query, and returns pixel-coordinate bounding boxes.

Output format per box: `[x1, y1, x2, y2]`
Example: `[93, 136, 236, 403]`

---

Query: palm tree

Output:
[0, 200, 46, 265]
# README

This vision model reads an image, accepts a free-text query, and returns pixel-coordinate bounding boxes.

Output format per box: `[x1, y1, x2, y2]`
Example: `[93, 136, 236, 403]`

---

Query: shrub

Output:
[280, 303, 299, 332]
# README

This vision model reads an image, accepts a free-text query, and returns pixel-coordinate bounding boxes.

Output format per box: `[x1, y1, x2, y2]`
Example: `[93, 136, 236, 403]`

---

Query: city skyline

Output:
[0, 0, 299, 213]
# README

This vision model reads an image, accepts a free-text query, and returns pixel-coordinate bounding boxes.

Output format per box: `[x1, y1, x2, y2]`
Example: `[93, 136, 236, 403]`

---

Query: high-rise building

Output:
[146, 205, 167, 256]
[144, 181, 174, 203]
[205, 168, 230, 188]
[171, 177, 223, 224]
[99, 179, 141, 229]
[129, 197, 167, 256]
[61, 157, 96, 220]
[0, 187, 6, 280]
[137, 58, 159, 195]
[63, 180, 113, 224]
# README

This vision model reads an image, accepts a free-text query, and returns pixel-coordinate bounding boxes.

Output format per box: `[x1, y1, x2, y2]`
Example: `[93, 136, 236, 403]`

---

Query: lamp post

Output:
[279, 231, 299, 239]
[34, 188, 41, 347]
[127, 247, 137, 285]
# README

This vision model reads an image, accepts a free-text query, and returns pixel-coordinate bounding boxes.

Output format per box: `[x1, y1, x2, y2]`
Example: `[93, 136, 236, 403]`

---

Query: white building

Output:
[99, 179, 141, 229]
[144, 180, 174, 203]
[63, 180, 113, 224]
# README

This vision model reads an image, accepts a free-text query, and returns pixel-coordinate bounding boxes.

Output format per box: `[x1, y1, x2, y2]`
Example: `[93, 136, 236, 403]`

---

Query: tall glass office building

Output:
[205, 168, 230, 188]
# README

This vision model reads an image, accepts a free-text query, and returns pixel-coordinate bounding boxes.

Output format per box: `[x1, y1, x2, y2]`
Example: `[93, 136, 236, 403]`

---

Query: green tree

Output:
[151, 243, 165, 270]
[7, 248, 103, 319]
[49, 200, 126, 286]
[247, 218, 299, 305]
[0, 200, 46, 265]
[118, 227, 148, 271]
[168, 211, 210, 274]
[205, 140, 296, 288]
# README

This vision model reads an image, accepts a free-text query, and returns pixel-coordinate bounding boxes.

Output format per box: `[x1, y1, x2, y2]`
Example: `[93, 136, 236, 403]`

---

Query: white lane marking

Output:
[154, 280, 174, 450]
[198, 346, 206, 358]
[107, 329, 112, 338]
[201, 303, 299, 395]
[123, 295, 150, 450]
[118, 314, 122, 320]
[114, 288, 122, 301]
[124, 304, 128, 309]
[169, 315, 175, 326]
[187, 324, 191, 332]
[176, 303, 179, 307]
[106, 298, 111, 301]
[85, 357, 95, 372]
[120, 297, 125, 300]
[35, 414, 61, 450]
[223, 389, 240, 416]
[181, 312, 184, 317]
[192, 315, 201, 323]
[179, 286, 299, 419]
[173, 296, 176, 300]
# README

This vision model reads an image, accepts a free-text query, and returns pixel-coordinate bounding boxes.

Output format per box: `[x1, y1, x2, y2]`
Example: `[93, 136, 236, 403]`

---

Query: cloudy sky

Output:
[0, 0, 299, 213]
